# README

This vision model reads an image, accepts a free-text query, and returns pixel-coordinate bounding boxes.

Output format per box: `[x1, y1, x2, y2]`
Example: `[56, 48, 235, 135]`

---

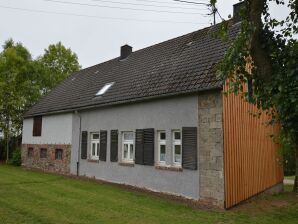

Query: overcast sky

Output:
[0, 0, 290, 68]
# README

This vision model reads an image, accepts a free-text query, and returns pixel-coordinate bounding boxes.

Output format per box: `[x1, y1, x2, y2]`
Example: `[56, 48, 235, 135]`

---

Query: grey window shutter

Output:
[135, 129, 144, 165]
[99, 130, 107, 161]
[143, 128, 154, 166]
[182, 127, 197, 170]
[110, 130, 118, 162]
[81, 131, 88, 159]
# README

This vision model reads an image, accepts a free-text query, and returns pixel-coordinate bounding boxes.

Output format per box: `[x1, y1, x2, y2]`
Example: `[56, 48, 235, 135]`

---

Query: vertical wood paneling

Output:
[223, 85, 283, 209]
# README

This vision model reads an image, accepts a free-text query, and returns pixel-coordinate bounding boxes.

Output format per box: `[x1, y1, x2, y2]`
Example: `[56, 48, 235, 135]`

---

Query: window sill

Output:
[155, 165, 183, 172]
[119, 162, 135, 167]
[88, 159, 99, 163]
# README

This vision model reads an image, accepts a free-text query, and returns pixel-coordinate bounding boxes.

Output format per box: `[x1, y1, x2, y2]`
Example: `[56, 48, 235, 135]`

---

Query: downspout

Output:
[75, 110, 81, 176]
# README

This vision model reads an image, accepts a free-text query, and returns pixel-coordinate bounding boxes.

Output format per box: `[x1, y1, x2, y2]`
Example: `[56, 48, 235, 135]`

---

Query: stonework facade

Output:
[198, 91, 224, 207]
[22, 144, 71, 174]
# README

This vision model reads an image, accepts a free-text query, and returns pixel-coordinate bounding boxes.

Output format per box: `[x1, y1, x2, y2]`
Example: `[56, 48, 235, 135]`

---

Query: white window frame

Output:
[122, 131, 134, 163]
[172, 130, 182, 166]
[90, 132, 100, 160]
[157, 131, 166, 165]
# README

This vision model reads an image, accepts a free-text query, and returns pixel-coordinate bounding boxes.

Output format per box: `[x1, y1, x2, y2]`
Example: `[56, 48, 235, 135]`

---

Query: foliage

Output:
[10, 148, 21, 166]
[37, 42, 81, 94]
[0, 40, 80, 161]
[211, 0, 298, 191]
[0, 165, 297, 224]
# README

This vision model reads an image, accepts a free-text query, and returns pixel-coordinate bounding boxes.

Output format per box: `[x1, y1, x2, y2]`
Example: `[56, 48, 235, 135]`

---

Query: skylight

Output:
[96, 82, 114, 96]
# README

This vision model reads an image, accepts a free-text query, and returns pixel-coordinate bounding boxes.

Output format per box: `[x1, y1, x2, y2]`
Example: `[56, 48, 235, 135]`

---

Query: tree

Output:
[38, 42, 81, 94]
[0, 39, 40, 162]
[211, 0, 298, 192]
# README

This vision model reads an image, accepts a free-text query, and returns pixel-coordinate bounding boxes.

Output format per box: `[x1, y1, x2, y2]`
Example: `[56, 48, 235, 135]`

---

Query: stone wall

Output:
[22, 144, 71, 174]
[198, 91, 224, 207]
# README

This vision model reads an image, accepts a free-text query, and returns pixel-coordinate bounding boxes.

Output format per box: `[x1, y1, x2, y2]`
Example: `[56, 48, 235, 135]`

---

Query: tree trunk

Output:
[249, 0, 273, 81]
[5, 119, 10, 164]
[294, 144, 298, 194]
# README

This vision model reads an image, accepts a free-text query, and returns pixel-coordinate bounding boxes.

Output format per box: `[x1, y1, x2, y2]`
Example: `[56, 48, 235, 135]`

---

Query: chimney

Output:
[233, 1, 246, 23]
[120, 44, 132, 60]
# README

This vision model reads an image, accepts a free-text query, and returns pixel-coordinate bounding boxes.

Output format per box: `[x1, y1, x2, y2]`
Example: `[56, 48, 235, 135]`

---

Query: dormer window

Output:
[96, 82, 114, 96]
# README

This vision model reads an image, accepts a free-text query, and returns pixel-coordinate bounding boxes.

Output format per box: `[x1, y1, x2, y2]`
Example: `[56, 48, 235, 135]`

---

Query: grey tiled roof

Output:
[25, 22, 240, 117]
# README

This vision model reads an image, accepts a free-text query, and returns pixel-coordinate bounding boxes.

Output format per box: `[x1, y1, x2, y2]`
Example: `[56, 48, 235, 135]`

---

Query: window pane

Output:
[92, 143, 96, 156]
[160, 145, 166, 162]
[174, 131, 181, 140]
[92, 133, 99, 140]
[129, 144, 134, 160]
[159, 132, 166, 140]
[123, 132, 133, 140]
[174, 145, 181, 163]
[97, 143, 99, 156]
[124, 144, 128, 159]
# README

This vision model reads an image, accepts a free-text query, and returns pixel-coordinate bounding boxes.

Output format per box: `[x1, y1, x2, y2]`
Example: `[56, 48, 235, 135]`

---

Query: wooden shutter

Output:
[33, 116, 42, 136]
[143, 128, 154, 166]
[110, 130, 118, 162]
[182, 127, 197, 170]
[99, 130, 107, 161]
[81, 131, 88, 159]
[135, 129, 144, 165]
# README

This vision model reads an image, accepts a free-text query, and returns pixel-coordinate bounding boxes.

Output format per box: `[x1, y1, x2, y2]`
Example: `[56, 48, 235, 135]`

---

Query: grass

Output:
[0, 165, 297, 224]
[285, 176, 295, 180]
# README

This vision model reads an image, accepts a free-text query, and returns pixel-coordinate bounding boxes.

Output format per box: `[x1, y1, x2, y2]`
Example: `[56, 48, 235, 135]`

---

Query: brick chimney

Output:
[120, 44, 132, 60]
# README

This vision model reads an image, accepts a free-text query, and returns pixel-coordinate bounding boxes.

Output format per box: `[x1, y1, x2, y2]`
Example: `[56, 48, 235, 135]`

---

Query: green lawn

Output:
[0, 165, 297, 224]
[285, 176, 295, 180]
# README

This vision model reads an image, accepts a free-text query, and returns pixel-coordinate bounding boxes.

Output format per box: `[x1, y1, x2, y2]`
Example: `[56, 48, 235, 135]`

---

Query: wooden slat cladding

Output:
[223, 84, 283, 209]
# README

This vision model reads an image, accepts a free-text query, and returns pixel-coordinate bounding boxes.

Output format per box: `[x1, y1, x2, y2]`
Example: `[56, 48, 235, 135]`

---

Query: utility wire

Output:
[173, 0, 210, 6]
[41, 0, 207, 15]
[0, 5, 210, 24]
[90, 0, 208, 10]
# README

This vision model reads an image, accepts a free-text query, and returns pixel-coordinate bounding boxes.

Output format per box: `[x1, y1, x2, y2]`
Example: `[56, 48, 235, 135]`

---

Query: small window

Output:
[172, 130, 182, 166]
[90, 132, 100, 160]
[55, 149, 63, 160]
[33, 116, 42, 136]
[96, 82, 114, 96]
[40, 148, 47, 159]
[122, 131, 134, 162]
[158, 131, 166, 164]
[28, 147, 34, 158]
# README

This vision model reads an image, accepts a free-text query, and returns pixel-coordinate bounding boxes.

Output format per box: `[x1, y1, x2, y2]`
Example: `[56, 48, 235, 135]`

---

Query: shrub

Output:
[11, 148, 22, 166]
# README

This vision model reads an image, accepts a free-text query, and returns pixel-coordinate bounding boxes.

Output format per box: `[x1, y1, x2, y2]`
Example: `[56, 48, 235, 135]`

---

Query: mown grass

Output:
[285, 176, 295, 180]
[0, 165, 297, 224]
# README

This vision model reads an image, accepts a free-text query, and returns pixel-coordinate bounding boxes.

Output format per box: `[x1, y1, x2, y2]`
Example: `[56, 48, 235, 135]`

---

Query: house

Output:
[21, 3, 283, 209]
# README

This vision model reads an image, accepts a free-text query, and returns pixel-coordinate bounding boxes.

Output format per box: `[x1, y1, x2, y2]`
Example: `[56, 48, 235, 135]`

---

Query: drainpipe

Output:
[75, 110, 81, 176]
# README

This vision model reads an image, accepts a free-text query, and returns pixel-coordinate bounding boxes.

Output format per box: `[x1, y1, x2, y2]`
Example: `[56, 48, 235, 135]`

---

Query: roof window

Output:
[96, 82, 114, 96]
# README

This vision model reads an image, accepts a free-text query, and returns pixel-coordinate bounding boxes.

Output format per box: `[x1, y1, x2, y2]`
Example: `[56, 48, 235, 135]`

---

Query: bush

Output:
[10, 148, 22, 166]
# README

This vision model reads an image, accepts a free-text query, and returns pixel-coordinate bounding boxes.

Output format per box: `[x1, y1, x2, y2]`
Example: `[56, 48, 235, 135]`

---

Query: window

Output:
[172, 130, 182, 166]
[96, 82, 114, 96]
[55, 149, 63, 160]
[122, 132, 134, 162]
[158, 131, 166, 164]
[90, 133, 100, 160]
[33, 116, 42, 136]
[28, 147, 34, 158]
[40, 148, 47, 159]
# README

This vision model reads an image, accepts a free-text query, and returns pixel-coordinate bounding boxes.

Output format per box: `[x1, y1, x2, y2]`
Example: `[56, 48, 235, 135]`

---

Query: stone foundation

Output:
[22, 144, 71, 174]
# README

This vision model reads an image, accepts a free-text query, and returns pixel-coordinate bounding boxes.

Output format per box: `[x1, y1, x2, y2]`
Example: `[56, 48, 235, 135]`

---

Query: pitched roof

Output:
[25, 22, 240, 118]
